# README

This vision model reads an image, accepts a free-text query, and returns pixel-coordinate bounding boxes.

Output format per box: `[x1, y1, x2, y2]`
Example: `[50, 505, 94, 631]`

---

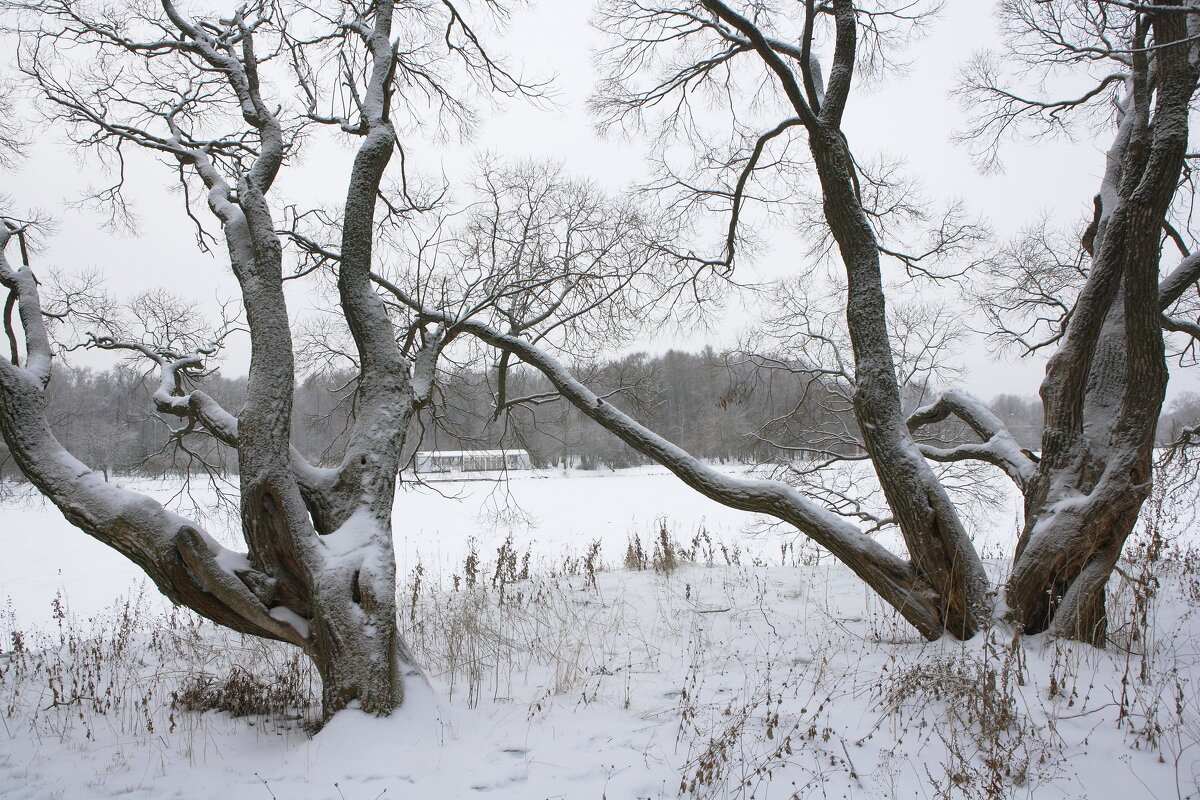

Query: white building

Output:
[415, 449, 532, 473]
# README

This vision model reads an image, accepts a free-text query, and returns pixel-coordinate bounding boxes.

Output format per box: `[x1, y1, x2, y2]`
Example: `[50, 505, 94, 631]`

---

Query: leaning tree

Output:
[387, 0, 1200, 645]
[0, 0, 563, 720]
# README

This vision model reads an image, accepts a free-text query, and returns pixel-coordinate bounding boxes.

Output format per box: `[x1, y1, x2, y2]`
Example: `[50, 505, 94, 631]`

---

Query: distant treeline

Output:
[2, 348, 1192, 480]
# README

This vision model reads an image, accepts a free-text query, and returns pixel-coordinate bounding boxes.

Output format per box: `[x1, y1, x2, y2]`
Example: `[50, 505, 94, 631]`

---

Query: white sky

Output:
[9, 0, 1198, 403]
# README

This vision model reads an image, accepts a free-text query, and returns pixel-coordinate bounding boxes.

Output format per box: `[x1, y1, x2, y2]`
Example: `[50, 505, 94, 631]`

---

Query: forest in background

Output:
[10, 346, 1193, 480]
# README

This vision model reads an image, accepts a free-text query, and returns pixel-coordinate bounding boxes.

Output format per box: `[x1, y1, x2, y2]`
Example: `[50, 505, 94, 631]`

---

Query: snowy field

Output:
[1, 466, 1198, 799]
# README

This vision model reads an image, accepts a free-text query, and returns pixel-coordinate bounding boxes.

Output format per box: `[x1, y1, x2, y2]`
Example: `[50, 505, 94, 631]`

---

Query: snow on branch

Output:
[85, 333, 243, 446]
[0, 218, 53, 385]
[372, 274, 944, 638]
[0, 222, 309, 648]
[906, 390, 1038, 491]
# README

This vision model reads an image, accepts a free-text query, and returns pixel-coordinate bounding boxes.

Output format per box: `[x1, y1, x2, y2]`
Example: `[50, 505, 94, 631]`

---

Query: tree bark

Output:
[805, 125, 990, 637]
[1008, 4, 1196, 642]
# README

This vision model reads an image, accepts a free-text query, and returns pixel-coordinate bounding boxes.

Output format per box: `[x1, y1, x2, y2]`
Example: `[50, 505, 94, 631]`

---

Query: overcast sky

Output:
[10, 0, 1198, 404]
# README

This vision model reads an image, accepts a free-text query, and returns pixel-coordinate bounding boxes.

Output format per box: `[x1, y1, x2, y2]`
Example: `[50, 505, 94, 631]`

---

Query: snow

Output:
[1, 466, 1198, 799]
[321, 507, 383, 561]
[214, 544, 254, 575]
[392, 466, 767, 586]
[269, 606, 311, 639]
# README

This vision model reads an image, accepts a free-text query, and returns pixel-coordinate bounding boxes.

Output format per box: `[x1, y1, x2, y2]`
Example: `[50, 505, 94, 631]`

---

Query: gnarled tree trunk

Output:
[1008, 6, 1197, 644]
[0, 0, 467, 721]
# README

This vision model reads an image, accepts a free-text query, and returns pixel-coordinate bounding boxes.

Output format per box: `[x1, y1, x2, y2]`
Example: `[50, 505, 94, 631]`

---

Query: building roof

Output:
[416, 450, 529, 458]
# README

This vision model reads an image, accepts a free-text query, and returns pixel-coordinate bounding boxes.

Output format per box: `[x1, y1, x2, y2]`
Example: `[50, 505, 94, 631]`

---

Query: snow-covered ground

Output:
[1, 466, 1198, 799]
[2, 467, 770, 624]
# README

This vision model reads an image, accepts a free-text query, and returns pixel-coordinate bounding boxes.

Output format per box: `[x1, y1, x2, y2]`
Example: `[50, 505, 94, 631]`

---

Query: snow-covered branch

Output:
[0, 220, 52, 385]
[907, 390, 1038, 491]
[1161, 249, 1200, 297]
[0, 224, 311, 650]
[374, 278, 944, 638]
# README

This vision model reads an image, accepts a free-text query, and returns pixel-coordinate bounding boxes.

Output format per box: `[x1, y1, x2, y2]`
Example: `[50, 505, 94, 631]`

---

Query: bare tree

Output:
[596, 0, 1000, 639]
[0, 0, 533, 720]
[445, 0, 992, 639]
[382, 0, 1200, 645]
[955, 0, 1200, 643]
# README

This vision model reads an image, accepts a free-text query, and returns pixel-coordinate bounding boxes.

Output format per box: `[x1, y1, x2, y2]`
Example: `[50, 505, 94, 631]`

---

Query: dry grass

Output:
[1, 510, 1199, 799]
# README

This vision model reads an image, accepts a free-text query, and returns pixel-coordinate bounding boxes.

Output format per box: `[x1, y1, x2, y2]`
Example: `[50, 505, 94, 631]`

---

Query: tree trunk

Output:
[311, 581, 419, 717]
[807, 126, 990, 637]
[1008, 6, 1194, 641]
